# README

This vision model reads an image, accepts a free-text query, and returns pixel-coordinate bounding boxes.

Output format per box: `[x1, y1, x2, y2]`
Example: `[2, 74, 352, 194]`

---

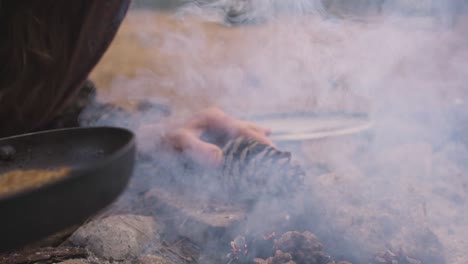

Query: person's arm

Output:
[64, 81, 273, 168]
[0, 1, 131, 138]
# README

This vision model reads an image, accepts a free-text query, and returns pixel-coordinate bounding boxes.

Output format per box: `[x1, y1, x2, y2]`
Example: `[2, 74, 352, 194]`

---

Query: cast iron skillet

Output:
[0, 127, 136, 252]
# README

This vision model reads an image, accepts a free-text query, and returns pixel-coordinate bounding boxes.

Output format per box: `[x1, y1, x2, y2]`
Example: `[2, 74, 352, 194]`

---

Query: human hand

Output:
[138, 107, 273, 167]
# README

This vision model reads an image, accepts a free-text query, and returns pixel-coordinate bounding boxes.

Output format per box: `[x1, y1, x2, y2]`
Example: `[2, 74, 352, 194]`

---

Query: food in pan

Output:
[0, 167, 70, 196]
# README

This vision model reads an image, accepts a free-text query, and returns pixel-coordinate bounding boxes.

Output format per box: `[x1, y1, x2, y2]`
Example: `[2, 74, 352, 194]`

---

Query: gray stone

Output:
[68, 215, 158, 261]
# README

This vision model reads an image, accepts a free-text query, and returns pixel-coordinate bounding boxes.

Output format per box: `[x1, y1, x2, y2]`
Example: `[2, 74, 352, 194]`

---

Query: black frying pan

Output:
[0, 127, 136, 252]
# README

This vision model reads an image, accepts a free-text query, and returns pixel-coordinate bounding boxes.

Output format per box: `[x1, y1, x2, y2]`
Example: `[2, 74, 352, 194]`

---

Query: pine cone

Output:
[221, 137, 305, 202]
[273, 231, 332, 264]
[371, 249, 422, 264]
[255, 250, 296, 264]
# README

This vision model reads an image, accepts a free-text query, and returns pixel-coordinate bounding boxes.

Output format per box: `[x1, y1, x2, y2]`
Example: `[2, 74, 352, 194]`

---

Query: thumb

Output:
[183, 134, 223, 167]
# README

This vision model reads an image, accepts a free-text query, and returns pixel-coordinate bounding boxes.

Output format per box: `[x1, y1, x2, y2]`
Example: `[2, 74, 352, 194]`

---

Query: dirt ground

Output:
[90, 9, 467, 115]
[89, 10, 379, 117]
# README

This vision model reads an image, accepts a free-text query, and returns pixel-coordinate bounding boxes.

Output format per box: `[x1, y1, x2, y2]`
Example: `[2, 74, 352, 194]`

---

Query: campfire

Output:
[2, 0, 468, 263]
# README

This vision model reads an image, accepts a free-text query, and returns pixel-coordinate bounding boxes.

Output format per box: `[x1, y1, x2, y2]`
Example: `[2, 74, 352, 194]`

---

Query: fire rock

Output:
[68, 215, 158, 261]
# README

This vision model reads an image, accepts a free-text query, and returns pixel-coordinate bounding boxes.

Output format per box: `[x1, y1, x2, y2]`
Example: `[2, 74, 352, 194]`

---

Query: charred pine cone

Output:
[254, 250, 296, 264]
[221, 137, 305, 202]
[371, 249, 422, 264]
[273, 231, 333, 264]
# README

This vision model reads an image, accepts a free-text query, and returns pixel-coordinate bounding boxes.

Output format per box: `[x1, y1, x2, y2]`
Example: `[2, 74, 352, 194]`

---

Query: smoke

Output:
[84, 0, 468, 263]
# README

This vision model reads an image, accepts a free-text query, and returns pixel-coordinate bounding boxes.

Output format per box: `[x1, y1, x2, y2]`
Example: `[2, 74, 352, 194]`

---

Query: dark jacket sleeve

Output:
[0, 0, 131, 138]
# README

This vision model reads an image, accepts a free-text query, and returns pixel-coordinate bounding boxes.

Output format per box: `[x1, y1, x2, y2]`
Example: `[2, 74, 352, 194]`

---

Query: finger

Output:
[169, 129, 223, 167]
[245, 122, 272, 136]
[239, 129, 275, 147]
[184, 107, 274, 147]
[186, 107, 273, 138]
[185, 137, 223, 168]
[263, 127, 272, 136]
[185, 107, 229, 132]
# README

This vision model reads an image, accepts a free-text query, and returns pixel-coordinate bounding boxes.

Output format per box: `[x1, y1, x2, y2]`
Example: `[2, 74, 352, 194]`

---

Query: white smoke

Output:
[88, 0, 468, 263]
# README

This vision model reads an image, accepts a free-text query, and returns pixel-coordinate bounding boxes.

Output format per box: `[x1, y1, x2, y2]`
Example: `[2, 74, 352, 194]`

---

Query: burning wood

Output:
[0, 246, 88, 264]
